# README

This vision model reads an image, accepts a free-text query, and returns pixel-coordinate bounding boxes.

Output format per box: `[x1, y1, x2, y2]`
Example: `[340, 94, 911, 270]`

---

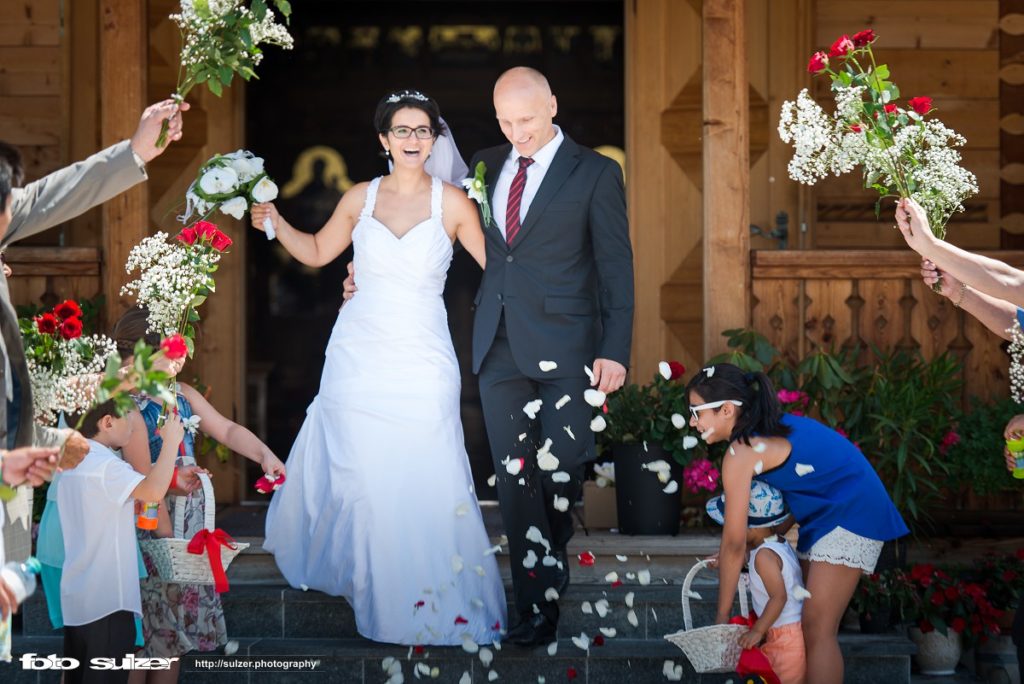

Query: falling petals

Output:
[659, 361, 672, 380]
[475, 565, 486, 576]
[571, 633, 590, 651]
[459, 673, 471, 684]
[578, 551, 596, 566]
[584, 365, 595, 383]
[638, 569, 651, 585]
[616, 554, 628, 562]
[519, 433, 527, 442]
[663, 660, 684, 681]
[584, 389, 607, 407]
[523, 399, 543, 419]
[682, 436, 698, 449]
[487, 474, 497, 487]
[542, 554, 558, 567]
[657, 471, 671, 484]
[754, 460, 764, 475]
[671, 413, 686, 429]
[553, 495, 569, 512]
[455, 615, 469, 625]
[505, 458, 524, 476]
[551, 471, 571, 483]
[484, 544, 502, 556]
[472, 598, 484, 609]
[581, 601, 593, 614]
[795, 463, 815, 476]
[539, 360, 558, 372]
[300, 584, 309, 591]
[461, 635, 480, 653]
[604, 572, 619, 584]
[523, 550, 538, 568]
[563, 425, 575, 440]
[225, 640, 238, 656]
[590, 415, 607, 432]
[544, 587, 560, 601]
[452, 555, 464, 573]
[644, 459, 671, 473]
[627, 609, 639, 627]
[455, 502, 470, 517]
[703, 366, 715, 378]
[479, 647, 494, 667]
[684, 589, 702, 600]
[537, 443, 560, 471]
[555, 394, 571, 409]
[595, 598, 610, 618]
[526, 526, 551, 551]
[793, 586, 813, 600]
[488, 671, 499, 682]
[625, 591, 635, 608]
[753, 441, 767, 453]
[700, 427, 715, 441]
[662, 480, 679, 494]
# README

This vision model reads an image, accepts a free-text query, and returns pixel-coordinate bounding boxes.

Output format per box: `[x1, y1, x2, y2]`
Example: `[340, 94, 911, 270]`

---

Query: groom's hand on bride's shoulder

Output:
[591, 358, 627, 394]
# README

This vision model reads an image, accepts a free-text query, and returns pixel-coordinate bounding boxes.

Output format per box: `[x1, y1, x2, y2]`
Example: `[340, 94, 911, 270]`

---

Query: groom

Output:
[470, 67, 634, 646]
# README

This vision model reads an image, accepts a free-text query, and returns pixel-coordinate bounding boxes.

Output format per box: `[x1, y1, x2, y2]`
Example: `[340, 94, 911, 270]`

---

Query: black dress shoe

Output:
[504, 616, 534, 642]
[509, 612, 557, 647]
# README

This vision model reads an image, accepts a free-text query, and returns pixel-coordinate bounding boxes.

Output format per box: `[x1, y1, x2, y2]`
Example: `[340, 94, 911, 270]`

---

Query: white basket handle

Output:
[173, 472, 215, 538]
[681, 559, 750, 632]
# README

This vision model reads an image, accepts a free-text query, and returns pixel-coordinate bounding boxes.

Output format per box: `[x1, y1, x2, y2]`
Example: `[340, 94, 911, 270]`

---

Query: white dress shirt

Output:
[58, 440, 145, 626]
[493, 125, 565, 239]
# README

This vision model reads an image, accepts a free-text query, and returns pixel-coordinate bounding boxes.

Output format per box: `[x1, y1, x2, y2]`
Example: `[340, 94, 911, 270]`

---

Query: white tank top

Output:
[748, 540, 805, 627]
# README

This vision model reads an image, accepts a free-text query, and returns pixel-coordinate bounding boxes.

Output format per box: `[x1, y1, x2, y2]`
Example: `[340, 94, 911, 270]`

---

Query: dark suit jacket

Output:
[469, 134, 634, 380]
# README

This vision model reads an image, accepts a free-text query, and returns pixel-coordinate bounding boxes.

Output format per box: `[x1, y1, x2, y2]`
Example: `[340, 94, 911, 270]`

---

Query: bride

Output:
[254, 89, 505, 645]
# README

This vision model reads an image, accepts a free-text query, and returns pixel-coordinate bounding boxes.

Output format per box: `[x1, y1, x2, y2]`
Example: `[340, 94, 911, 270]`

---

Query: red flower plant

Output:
[210, 230, 233, 252]
[668, 361, 686, 380]
[807, 51, 828, 74]
[35, 313, 58, 335]
[884, 103, 898, 114]
[195, 221, 219, 241]
[909, 96, 933, 115]
[53, 299, 82, 321]
[160, 333, 189, 361]
[829, 35, 855, 58]
[176, 227, 198, 246]
[59, 317, 83, 341]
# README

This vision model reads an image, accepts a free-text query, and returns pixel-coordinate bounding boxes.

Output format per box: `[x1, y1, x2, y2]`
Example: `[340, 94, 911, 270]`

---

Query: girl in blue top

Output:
[687, 362, 907, 684]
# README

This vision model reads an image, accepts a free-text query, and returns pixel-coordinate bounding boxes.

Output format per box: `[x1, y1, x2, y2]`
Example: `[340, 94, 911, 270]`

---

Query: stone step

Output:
[22, 583, 732, 641]
[224, 533, 722, 586]
[4, 633, 915, 684]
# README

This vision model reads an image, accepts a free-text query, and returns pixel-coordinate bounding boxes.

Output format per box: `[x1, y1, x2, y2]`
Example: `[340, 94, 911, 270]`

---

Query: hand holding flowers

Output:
[182, 150, 280, 239]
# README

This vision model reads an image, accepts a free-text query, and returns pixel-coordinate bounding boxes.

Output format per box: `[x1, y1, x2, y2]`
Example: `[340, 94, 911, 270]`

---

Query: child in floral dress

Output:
[114, 307, 285, 682]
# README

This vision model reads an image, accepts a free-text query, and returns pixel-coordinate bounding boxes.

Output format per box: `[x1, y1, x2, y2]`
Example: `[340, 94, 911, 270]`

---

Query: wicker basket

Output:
[139, 473, 247, 586]
[663, 559, 751, 673]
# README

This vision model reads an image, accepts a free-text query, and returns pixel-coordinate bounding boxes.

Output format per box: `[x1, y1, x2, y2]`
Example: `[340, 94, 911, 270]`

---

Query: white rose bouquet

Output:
[181, 150, 280, 239]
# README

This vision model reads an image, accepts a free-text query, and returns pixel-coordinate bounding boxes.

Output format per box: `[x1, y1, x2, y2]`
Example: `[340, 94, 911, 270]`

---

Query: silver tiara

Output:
[386, 90, 430, 104]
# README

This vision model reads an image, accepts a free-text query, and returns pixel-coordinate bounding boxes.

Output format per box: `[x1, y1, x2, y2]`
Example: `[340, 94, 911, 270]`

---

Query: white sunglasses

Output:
[689, 399, 743, 420]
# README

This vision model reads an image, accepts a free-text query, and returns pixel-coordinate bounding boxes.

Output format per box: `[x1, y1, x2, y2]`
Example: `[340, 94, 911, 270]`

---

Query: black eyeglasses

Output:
[388, 126, 434, 140]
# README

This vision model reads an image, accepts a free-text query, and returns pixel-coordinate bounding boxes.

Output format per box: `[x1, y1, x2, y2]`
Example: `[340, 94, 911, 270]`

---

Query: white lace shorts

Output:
[797, 526, 884, 573]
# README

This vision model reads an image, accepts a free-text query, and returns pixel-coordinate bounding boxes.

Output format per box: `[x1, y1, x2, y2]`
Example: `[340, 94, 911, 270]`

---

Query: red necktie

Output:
[505, 156, 534, 245]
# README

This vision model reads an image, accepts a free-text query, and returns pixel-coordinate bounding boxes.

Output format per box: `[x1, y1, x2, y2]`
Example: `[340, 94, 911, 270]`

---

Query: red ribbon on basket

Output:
[187, 529, 239, 593]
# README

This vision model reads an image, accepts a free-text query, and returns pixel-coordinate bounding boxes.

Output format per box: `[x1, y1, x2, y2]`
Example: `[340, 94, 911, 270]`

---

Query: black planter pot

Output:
[612, 443, 683, 535]
[858, 605, 894, 634]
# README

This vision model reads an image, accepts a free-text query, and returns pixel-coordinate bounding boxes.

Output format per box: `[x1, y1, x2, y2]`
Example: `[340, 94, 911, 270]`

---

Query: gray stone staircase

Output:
[4, 535, 916, 684]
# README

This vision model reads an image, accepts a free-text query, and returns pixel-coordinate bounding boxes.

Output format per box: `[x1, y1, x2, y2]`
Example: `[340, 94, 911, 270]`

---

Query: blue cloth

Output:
[137, 391, 195, 464]
[755, 413, 909, 552]
[1016, 306, 1024, 331]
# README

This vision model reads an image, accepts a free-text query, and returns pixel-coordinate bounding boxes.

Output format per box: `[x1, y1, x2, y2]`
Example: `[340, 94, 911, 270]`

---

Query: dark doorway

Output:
[244, 0, 624, 499]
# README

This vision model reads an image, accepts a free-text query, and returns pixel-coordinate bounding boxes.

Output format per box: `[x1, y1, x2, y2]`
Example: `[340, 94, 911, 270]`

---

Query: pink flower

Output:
[777, 389, 810, 407]
[683, 458, 721, 494]
[938, 430, 960, 455]
[852, 29, 875, 47]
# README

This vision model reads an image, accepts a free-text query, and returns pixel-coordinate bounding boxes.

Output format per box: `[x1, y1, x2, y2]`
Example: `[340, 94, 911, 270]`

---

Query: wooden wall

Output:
[811, 1, 1003, 249]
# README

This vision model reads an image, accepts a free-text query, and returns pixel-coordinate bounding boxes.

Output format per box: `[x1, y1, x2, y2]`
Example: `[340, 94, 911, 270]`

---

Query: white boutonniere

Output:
[461, 161, 494, 228]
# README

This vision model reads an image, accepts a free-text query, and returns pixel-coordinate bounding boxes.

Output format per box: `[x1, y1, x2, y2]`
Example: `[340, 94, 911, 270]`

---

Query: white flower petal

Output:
[701, 427, 715, 441]
[461, 635, 480, 653]
[795, 463, 815, 476]
[625, 591, 635, 608]
[224, 640, 239, 656]
[472, 598, 484, 609]
[595, 598, 610, 618]
[251, 176, 279, 203]
[600, 627, 617, 638]
[684, 589, 702, 600]
[455, 502, 470, 517]
[537, 450, 560, 472]
[584, 365, 595, 383]
[638, 569, 651, 585]
[552, 471, 571, 483]
[616, 554, 628, 562]
[547, 641, 559, 656]
[523, 550, 538, 568]
[659, 361, 672, 380]
[484, 544, 502, 556]
[663, 660, 683, 681]
[753, 441, 768, 453]
[523, 399, 543, 420]
[584, 389, 607, 407]
[581, 601, 593, 614]
[572, 633, 590, 651]
[519, 433, 527, 442]
[487, 474, 497, 487]
[544, 587, 560, 601]
[603, 572, 619, 585]
[538, 360, 558, 372]
[488, 670, 499, 681]
[657, 471, 670, 483]
[643, 460, 672, 473]
[590, 415, 607, 432]
[754, 460, 764, 475]
[627, 609, 639, 628]
[504, 458, 524, 476]
[452, 555, 464, 573]
[703, 366, 715, 378]
[553, 495, 569, 512]
[300, 584, 309, 591]
[475, 565, 486, 576]
[555, 394, 571, 409]
[383, 657, 396, 672]
[793, 586, 813, 600]
[479, 647, 494, 668]
[682, 436, 698, 449]
[670, 413, 686, 429]
[663, 480, 679, 494]
[542, 555, 558, 567]
[219, 195, 248, 220]
[459, 673, 471, 684]
[563, 425, 576, 440]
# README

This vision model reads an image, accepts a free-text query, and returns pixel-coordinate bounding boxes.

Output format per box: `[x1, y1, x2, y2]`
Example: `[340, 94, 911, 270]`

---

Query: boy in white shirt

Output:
[707, 481, 807, 684]
[58, 400, 183, 684]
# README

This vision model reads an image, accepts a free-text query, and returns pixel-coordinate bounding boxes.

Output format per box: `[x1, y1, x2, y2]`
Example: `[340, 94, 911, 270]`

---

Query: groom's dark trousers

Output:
[470, 135, 634, 623]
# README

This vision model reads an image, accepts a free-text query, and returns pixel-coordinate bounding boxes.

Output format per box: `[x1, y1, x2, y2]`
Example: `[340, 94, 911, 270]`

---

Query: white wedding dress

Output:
[264, 175, 506, 645]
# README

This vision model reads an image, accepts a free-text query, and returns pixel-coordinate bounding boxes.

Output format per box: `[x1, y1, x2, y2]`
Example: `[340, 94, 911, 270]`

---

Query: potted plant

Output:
[850, 567, 915, 634]
[969, 551, 1024, 681]
[941, 397, 1023, 510]
[906, 563, 1002, 675]
[594, 361, 714, 535]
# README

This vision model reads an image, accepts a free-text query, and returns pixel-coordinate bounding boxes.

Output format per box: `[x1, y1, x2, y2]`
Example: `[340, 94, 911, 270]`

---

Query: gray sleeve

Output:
[4, 140, 148, 247]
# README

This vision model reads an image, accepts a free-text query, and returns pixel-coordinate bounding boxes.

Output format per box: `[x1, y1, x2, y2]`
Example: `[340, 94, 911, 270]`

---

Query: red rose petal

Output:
[578, 551, 596, 567]
[611, 580, 623, 588]
[455, 615, 469, 625]
[593, 635, 605, 646]
[414, 645, 425, 654]
[567, 667, 578, 680]
[414, 600, 425, 608]
[492, 620, 501, 631]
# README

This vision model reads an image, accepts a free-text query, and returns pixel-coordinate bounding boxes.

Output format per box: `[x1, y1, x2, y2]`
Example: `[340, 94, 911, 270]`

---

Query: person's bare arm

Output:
[250, 184, 365, 268]
[739, 548, 788, 649]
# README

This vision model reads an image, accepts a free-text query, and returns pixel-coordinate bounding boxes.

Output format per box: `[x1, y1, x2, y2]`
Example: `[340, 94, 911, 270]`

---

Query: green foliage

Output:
[942, 397, 1022, 498]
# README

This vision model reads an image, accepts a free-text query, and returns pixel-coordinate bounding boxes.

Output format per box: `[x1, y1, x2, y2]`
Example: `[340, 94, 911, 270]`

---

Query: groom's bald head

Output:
[493, 67, 558, 158]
